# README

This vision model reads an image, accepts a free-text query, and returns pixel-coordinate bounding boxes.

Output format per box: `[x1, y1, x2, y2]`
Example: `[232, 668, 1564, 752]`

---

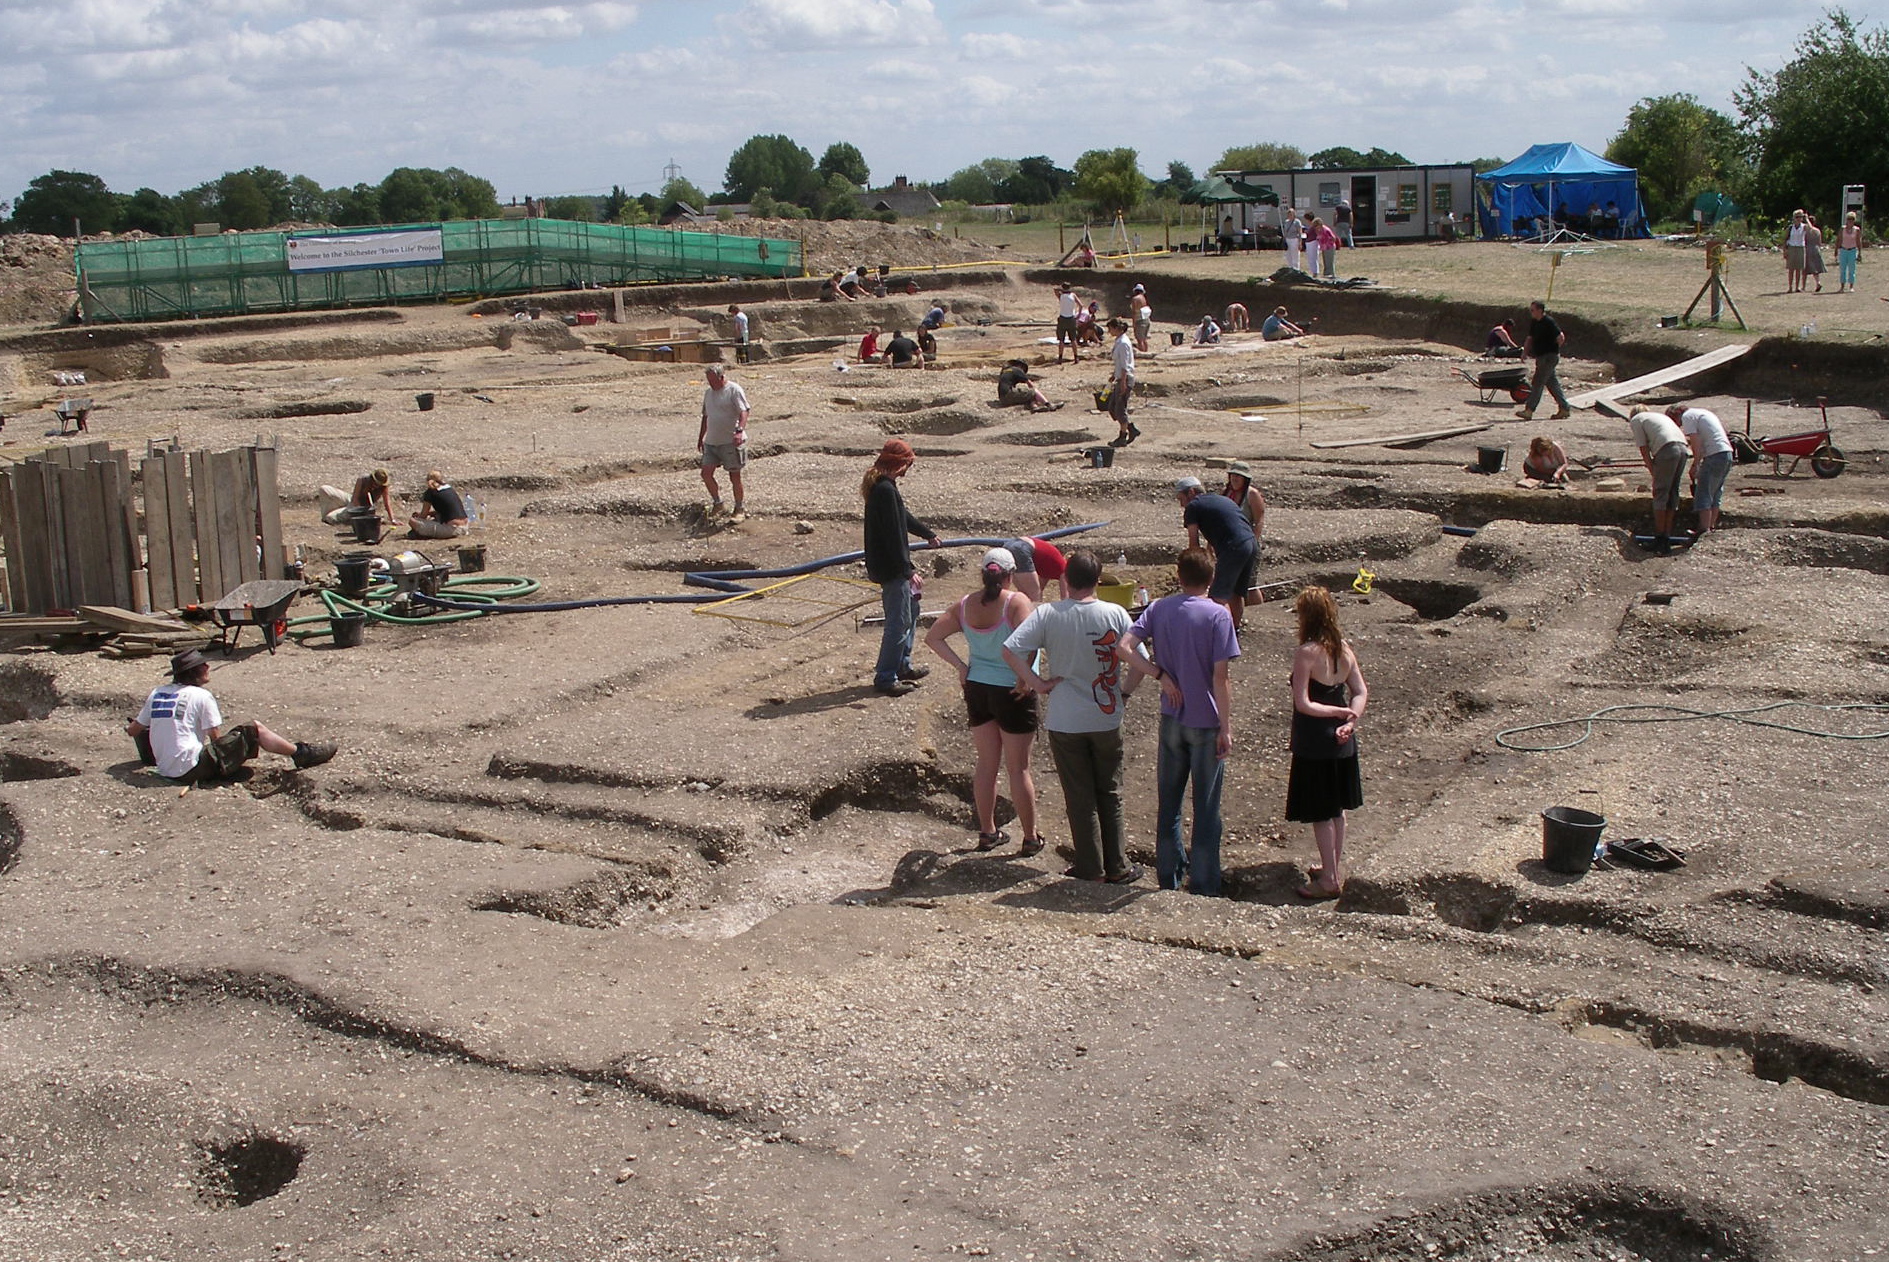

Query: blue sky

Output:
[0, 0, 1848, 205]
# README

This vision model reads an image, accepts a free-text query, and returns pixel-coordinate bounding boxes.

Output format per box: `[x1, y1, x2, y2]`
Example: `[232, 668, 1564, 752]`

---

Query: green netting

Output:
[75, 218, 804, 323]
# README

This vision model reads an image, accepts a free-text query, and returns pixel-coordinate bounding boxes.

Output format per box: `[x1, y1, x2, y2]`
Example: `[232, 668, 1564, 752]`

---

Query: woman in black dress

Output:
[1286, 586, 1368, 900]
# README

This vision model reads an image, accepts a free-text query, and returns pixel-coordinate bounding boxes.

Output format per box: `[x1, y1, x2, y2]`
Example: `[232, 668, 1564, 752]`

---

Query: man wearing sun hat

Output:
[127, 650, 336, 783]
[863, 438, 942, 696]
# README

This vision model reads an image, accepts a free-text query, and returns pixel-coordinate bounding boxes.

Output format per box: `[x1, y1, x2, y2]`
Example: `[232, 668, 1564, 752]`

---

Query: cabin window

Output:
[1398, 183, 1420, 211]
[1432, 185, 1454, 213]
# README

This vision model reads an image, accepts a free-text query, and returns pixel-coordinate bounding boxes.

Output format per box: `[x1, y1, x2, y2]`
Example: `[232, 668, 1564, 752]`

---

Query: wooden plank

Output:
[9, 465, 55, 614]
[161, 451, 193, 607]
[60, 465, 111, 608]
[77, 605, 194, 635]
[0, 469, 18, 611]
[232, 449, 261, 585]
[1566, 344, 1752, 409]
[189, 451, 222, 604]
[251, 446, 283, 583]
[1309, 422, 1495, 450]
[142, 455, 176, 610]
[211, 450, 248, 596]
[34, 461, 71, 611]
[94, 461, 133, 609]
[0, 616, 90, 635]
[114, 450, 139, 595]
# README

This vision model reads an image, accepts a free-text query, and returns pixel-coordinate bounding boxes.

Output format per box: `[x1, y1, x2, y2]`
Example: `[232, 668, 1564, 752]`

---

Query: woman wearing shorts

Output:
[924, 548, 1044, 855]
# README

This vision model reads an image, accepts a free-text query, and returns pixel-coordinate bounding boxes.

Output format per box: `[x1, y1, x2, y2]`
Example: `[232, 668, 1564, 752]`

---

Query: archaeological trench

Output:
[0, 267, 1883, 1261]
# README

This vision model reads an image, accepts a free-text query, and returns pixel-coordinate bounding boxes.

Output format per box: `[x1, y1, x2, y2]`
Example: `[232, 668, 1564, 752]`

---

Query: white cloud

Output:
[736, 0, 944, 47]
[961, 31, 1028, 59]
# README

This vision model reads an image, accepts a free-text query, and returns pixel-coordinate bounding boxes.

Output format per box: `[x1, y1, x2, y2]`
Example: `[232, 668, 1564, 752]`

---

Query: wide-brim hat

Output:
[1226, 460, 1253, 480]
[170, 648, 209, 678]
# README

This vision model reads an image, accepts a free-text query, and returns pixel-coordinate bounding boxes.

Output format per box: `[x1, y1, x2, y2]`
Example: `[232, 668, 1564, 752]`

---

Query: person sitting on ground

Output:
[1194, 314, 1222, 346]
[128, 649, 336, 784]
[920, 301, 947, 331]
[884, 328, 922, 368]
[1261, 306, 1305, 341]
[1224, 302, 1249, 332]
[1485, 319, 1525, 358]
[409, 469, 471, 538]
[819, 273, 843, 302]
[1522, 436, 1570, 486]
[320, 467, 394, 526]
[1077, 300, 1103, 345]
[903, 278, 921, 295]
[997, 359, 1063, 412]
[915, 325, 937, 363]
[1075, 241, 1096, 268]
[858, 325, 883, 363]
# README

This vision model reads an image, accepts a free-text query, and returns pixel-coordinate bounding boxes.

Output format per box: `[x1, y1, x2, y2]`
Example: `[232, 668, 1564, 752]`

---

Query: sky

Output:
[0, 0, 1852, 205]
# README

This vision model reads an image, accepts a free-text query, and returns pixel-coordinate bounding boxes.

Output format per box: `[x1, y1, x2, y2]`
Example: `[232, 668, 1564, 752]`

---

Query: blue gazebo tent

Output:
[1476, 143, 1649, 239]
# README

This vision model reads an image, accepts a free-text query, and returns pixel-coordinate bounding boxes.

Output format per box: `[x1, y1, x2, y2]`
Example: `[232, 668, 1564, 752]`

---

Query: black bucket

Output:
[457, 543, 487, 573]
[348, 513, 382, 545]
[1169, 331, 1185, 346]
[1477, 445, 1508, 474]
[335, 555, 374, 599]
[416, 392, 436, 412]
[1541, 805, 1607, 875]
[329, 612, 367, 649]
[1085, 445, 1116, 469]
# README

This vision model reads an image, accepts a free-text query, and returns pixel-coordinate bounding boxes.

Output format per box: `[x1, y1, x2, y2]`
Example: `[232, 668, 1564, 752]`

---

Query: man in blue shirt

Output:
[1176, 477, 1258, 629]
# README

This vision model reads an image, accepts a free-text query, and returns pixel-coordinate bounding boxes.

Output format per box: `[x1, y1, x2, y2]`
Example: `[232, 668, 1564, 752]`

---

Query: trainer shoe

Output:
[292, 741, 337, 770]
[1514, 409, 1534, 421]
[873, 680, 917, 696]
[897, 664, 930, 682]
[1551, 408, 1572, 420]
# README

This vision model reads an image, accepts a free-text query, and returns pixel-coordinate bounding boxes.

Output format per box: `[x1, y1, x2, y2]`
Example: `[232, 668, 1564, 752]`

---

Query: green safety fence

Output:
[75, 218, 803, 323]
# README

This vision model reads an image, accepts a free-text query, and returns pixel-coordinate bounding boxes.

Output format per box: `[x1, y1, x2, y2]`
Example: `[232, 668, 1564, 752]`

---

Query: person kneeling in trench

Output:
[409, 469, 471, 539]
[127, 650, 336, 784]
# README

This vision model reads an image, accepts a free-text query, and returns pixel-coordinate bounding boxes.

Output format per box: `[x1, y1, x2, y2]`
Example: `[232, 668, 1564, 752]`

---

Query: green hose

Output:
[288, 574, 543, 639]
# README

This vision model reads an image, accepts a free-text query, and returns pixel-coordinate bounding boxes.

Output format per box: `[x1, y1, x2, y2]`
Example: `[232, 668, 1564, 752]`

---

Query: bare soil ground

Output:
[0, 250, 1885, 1261]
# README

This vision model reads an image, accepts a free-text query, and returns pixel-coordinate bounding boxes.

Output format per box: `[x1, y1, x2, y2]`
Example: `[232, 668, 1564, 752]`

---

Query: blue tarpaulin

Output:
[1476, 143, 1649, 239]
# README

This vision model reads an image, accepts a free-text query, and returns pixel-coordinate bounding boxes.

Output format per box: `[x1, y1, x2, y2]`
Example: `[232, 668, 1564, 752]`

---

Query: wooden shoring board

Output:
[190, 451, 222, 604]
[251, 446, 283, 584]
[209, 449, 254, 591]
[9, 465, 55, 613]
[93, 460, 133, 609]
[1566, 344, 1752, 409]
[59, 465, 111, 609]
[32, 462, 71, 611]
[113, 449, 139, 595]
[0, 468, 18, 610]
[160, 451, 193, 608]
[1309, 422, 1494, 450]
[234, 449, 261, 585]
[142, 455, 176, 610]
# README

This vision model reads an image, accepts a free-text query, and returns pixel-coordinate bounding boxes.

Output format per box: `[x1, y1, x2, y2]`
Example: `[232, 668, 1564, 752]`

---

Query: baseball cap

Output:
[981, 547, 1017, 574]
[1175, 476, 1205, 494]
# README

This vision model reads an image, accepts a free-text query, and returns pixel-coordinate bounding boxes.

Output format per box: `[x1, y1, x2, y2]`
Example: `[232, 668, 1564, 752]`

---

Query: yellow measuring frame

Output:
[692, 572, 883, 630]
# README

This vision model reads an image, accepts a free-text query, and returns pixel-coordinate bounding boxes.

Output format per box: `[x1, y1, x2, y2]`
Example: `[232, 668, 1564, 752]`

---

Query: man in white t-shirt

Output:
[1668, 403, 1735, 533]
[1002, 549, 1144, 885]
[697, 365, 752, 519]
[1281, 209, 1305, 271]
[127, 650, 335, 783]
[1107, 317, 1138, 447]
[727, 304, 750, 363]
[1054, 282, 1081, 363]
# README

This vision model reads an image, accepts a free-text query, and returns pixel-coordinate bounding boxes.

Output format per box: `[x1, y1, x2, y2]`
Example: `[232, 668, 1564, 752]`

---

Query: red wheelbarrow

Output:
[1732, 397, 1845, 478]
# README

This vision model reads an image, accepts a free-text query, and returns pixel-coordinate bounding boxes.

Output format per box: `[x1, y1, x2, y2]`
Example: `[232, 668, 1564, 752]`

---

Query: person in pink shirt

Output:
[1313, 218, 1340, 278]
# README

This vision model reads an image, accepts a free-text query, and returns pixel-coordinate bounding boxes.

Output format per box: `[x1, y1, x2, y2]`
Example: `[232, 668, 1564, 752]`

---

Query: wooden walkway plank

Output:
[190, 451, 222, 604]
[1309, 422, 1495, 450]
[142, 455, 176, 610]
[251, 446, 284, 583]
[1566, 344, 1752, 409]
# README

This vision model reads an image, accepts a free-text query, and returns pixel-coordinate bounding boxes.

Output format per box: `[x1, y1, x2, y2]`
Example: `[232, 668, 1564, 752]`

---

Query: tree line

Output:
[4, 11, 1877, 239]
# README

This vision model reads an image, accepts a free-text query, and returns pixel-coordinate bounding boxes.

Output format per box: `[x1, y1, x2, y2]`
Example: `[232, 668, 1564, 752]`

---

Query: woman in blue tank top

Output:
[924, 547, 1044, 854]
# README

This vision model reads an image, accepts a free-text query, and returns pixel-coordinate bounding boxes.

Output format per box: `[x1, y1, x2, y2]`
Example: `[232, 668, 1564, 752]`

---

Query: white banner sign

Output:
[286, 228, 444, 273]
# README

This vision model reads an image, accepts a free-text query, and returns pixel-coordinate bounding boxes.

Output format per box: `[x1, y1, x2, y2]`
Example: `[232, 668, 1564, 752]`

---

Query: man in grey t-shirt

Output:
[697, 365, 751, 519]
[1627, 410, 1690, 552]
[1003, 549, 1143, 884]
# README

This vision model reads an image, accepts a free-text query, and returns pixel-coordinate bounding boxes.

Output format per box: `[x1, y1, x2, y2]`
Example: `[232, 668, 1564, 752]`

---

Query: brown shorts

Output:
[193, 722, 261, 782]
[963, 680, 1039, 735]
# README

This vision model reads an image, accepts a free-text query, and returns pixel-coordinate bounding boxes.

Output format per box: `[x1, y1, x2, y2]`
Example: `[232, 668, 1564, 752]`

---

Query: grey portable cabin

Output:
[1213, 165, 1477, 241]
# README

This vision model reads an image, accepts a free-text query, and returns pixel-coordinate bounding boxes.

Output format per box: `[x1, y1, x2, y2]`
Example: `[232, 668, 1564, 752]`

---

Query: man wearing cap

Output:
[1002, 536, 1068, 602]
[1002, 548, 1143, 885]
[1628, 409, 1690, 552]
[127, 650, 336, 783]
[698, 364, 751, 518]
[1118, 546, 1239, 895]
[1055, 283, 1082, 363]
[863, 438, 941, 696]
[320, 467, 393, 526]
[1176, 477, 1259, 629]
[1222, 461, 1267, 609]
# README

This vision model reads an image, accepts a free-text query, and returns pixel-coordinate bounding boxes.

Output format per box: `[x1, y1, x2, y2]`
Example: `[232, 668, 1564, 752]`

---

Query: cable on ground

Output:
[1494, 701, 1889, 753]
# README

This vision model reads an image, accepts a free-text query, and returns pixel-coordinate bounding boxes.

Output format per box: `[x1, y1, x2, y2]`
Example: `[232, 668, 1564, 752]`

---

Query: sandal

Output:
[975, 830, 1011, 853]
[1019, 834, 1046, 858]
[1295, 882, 1342, 901]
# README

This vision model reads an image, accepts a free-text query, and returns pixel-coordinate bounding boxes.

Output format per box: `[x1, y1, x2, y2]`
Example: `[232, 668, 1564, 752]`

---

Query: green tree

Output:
[287, 175, 335, 223]
[378, 168, 443, 223]
[1214, 142, 1305, 173]
[116, 187, 179, 235]
[215, 170, 274, 229]
[724, 135, 819, 205]
[1465, 156, 1510, 174]
[1734, 7, 1889, 218]
[1606, 94, 1744, 221]
[943, 158, 1016, 204]
[1160, 161, 1196, 197]
[9, 170, 118, 235]
[996, 156, 1072, 205]
[602, 184, 630, 222]
[544, 195, 597, 221]
[1308, 146, 1411, 169]
[819, 171, 861, 219]
[331, 183, 381, 226]
[660, 176, 707, 212]
[1073, 148, 1150, 216]
[817, 142, 870, 188]
[437, 167, 499, 219]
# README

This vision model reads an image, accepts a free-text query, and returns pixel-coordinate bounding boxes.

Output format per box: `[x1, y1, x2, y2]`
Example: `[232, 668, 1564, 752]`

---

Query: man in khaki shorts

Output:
[697, 364, 751, 519]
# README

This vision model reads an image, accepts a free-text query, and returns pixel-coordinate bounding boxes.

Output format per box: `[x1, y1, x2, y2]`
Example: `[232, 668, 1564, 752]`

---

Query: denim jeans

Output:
[874, 580, 919, 687]
[1155, 715, 1225, 895]
[1047, 727, 1128, 880]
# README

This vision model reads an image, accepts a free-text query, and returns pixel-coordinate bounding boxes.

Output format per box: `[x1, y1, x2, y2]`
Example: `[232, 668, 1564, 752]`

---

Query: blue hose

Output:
[414, 522, 1112, 616]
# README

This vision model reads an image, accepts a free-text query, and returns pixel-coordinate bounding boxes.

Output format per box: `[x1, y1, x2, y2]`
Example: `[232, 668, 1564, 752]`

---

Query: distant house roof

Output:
[856, 187, 940, 217]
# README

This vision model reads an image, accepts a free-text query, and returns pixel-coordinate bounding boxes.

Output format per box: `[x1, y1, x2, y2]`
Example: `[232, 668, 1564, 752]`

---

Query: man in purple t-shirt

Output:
[1119, 547, 1239, 894]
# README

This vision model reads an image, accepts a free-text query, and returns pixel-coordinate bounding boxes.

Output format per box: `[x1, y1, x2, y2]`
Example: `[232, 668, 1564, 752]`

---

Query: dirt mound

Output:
[0, 234, 76, 328]
[694, 218, 1004, 275]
